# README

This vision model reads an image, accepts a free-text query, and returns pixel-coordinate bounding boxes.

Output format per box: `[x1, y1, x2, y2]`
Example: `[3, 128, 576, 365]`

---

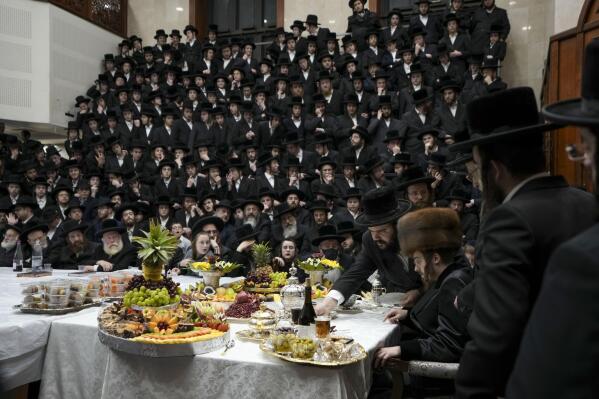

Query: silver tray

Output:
[98, 329, 231, 357]
[14, 301, 101, 315]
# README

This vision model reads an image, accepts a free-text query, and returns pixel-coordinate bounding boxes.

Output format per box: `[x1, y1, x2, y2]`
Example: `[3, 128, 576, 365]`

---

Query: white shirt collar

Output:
[502, 172, 549, 204]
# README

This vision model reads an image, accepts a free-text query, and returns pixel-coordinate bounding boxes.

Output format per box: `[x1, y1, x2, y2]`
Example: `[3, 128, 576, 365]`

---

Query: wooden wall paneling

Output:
[190, 0, 209, 38]
[276, 0, 284, 27]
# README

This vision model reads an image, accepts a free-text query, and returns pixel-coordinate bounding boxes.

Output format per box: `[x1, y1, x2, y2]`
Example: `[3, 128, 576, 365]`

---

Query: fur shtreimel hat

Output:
[398, 208, 462, 256]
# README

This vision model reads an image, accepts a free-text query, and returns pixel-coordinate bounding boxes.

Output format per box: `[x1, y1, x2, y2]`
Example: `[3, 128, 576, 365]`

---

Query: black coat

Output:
[346, 9, 380, 52]
[437, 101, 467, 138]
[409, 14, 444, 44]
[402, 108, 442, 155]
[470, 6, 510, 53]
[49, 241, 100, 269]
[455, 176, 596, 398]
[399, 261, 474, 362]
[331, 230, 422, 301]
[506, 223, 599, 398]
[380, 26, 410, 49]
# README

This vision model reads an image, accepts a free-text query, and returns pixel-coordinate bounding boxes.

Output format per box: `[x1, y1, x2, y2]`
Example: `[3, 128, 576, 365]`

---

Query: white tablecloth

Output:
[0, 269, 99, 390]
[39, 308, 395, 399]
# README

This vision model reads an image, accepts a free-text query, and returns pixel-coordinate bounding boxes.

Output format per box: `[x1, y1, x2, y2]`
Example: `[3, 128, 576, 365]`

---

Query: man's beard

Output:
[69, 241, 85, 253]
[282, 223, 297, 239]
[244, 215, 257, 229]
[412, 200, 432, 210]
[1, 240, 16, 250]
[103, 240, 124, 256]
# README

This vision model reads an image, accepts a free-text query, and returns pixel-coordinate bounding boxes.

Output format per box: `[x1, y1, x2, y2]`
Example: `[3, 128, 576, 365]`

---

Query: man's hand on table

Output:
[315, 297, 337, 316]
[96, 260, 114, 271]
[384, 307, 408, 324]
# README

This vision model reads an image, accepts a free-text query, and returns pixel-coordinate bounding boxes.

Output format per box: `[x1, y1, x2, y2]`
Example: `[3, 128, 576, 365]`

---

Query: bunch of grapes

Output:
[123, 286, 181, 308]
[269, 272, 287, 288]
[126, 275, 181, 298]
[246, 266, 274, 288]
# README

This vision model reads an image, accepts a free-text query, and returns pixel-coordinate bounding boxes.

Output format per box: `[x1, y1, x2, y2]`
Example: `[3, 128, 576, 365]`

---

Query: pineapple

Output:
[133, 220, 179, 281]
[251, 242, 273, 274]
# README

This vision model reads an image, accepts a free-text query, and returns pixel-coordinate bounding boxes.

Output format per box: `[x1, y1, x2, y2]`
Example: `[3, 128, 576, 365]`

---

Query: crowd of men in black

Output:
[11, 0, 586, 397]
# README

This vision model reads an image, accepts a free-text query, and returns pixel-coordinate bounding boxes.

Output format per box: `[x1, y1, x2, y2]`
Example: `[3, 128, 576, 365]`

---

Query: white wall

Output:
[0, 0, 121, 131]
[127, 0, 189, 45]
[554, 0, 585, 33]
[283, 0, 349, 36]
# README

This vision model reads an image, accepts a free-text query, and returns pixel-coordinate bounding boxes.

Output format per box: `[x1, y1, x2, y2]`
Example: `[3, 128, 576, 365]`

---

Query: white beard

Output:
[282, 224, 297, 239]
[244, 216, 257, 229]
[103, 240, 124, 256]
[1, 241, 16, 250]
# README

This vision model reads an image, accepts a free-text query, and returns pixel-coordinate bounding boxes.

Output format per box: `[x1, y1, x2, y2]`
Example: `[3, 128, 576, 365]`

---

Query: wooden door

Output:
[544, 0, 599, 190]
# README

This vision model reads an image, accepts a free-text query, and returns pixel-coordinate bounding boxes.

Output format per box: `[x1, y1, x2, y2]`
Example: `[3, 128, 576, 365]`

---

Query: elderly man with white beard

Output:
[237, 197, 271, 245]
[91, 219, 137, 271]
[271, 203, 310, 256]
[0, 225, 20, 267]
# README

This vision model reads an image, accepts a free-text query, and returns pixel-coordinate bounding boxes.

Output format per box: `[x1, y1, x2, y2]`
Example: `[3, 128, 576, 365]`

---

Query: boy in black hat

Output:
[432, 42, 465, 88]
[153, 159, 181, 202]
[480, 56, 507, 93]
[398, 63, 434, 115]
[335, 93, 369, 151]
[439, 13, 471, 72]
[367, 95, 404, 152]
[402, 89, 441, 155]
[470, 0, 510, 55]
[381, 8, 410, 50]
[437, 77, 467, 139]
[451, 87, 595, 398]
[409, 0, 443, 45]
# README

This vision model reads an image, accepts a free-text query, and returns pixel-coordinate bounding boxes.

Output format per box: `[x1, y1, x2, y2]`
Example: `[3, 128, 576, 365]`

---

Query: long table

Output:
[1, 269, 397, 398]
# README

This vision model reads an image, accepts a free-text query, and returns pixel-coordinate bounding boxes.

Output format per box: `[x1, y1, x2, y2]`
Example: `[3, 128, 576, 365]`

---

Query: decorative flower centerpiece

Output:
[297, 257, 343, 284]
[190, 256, 242, 287]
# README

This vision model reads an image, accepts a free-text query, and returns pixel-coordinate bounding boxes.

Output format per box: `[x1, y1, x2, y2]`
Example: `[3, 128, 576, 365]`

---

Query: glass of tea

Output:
[315, 315, 331, 339]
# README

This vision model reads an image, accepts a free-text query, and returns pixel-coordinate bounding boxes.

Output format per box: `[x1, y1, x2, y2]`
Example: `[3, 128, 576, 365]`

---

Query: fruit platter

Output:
[244, 243, 287, 293]
[97, 222, 231, 357]
[17, 278, 103, 314]
[223, 291, 262, 321]
[260, 334, 367, 367]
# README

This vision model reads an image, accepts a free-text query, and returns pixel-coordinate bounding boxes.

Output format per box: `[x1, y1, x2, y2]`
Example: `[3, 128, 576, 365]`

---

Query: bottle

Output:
[31, 240, 43, 273]
[297, 278, 316, 337]
[12, 240, 23, 272]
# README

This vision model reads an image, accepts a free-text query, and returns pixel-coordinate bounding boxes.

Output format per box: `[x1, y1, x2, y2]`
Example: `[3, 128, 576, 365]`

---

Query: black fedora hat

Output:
[12, 195, 37, 210]
[192, 216, 224, 237]
[416, 127, 441, 140]
[348, 0, 367, 7]
[19, 222, 49, 243]
[543, 40, 599, 127]
[341, 155, 358, 167]
[363, 156, 385, 174]
[337, 220, 361, 235]
[383, 129, 403, 143]
[92, 197, 115, 210]
[258, 186, 278, 200]
[446, 187, 470, 203]
[215, 199, 234, 211]
[154, 195, 172, 206]
[387, 8, 403, 20]
[180, 187, 198, 201]
[154, 29, 167, 39]
[427, 152, 447, 168]
[391, 152, 414, 166]
[314, 184, 338, 199]
[437, 75, 461, 93]
[183, 24, 197, 34]
[158, 159, 176, 170]
[343, 187, 362, 200]
[62, 220, 88, 236]
[98, 219, 125, 236]
[65, 199, 85, 215]
[235, 224, 259, 243]
[283, 131, 303, 145]
[317, 156, 337, 170]
[281, 187, 306, 201]
[305, 14, 320, 25]
[413, 89, 433, 105]
[240, 197, 264, 211]
[481, 56, 501, 70]
[289, 20, 306, 31]
[115, 202, 139, 220]
[410, 26, 427, 38]
[311, 224, 344, 246]
[309, 200, 329, 212]
[450, 87, 557, 152]
[394, 166, 435, 191]
[356, 186, 412, 227]
[75, 96, 91, 107]
[274, 203, 297, 219]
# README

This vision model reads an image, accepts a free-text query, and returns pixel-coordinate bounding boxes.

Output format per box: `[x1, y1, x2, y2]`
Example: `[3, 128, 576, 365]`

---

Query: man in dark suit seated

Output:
[310, 224, 356, 284]
[452, 87, 596, 398]
[49, 220, 99, 269]
[316, 187, 422, 315]
[90, 219, 138, 271]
